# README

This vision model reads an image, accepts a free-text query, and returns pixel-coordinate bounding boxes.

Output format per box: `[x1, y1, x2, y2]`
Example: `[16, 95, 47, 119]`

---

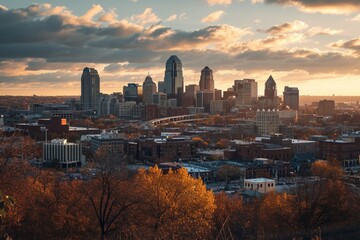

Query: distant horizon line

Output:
[1, 95, 360, 97]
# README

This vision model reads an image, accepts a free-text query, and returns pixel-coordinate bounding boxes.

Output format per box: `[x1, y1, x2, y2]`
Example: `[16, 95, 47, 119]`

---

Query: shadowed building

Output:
[283, 86, 299, 110]
[164, 55, 184, 97]
[81, 67, 100, 111]
[317, 99, 335, 116]
[123, 83, 142, 103]
[233, 79, 258, 106]
[143, 75, 157, 105]
[199, 66, 214, 92]
[265, 75, 277, 101]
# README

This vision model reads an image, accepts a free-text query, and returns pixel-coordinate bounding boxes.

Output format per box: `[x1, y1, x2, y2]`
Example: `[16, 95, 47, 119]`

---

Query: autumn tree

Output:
[215, 139, 230, 149]
[256, 161, 350, 238]
[129, 166, 215, 239]
[82, 146, 136, 240]
[213, 192, 251, 239]
[217, 165, 243, 183]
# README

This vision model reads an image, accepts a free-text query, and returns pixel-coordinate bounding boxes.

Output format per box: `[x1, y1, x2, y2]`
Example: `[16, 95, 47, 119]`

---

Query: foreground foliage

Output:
[1, 135, 360, 239]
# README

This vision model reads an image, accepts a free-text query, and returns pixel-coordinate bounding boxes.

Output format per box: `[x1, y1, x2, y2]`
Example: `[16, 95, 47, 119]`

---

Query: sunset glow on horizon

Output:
[1, 0, 360, 96]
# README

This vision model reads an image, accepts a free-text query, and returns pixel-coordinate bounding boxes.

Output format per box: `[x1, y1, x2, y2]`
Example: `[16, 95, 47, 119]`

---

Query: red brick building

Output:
[318, 139, 360, 166]
[139, 137, 197, 163]
[225, 141, 292, 161]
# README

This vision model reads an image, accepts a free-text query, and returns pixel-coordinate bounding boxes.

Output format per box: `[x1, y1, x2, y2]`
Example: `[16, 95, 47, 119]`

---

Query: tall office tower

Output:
[81, 67, 100, 111]
[99, 94, 120, 116]
[143, 75, 157, 105]
[123, 83, 143, 103]
[182, 84, 199, 107]
[283, 86, 299, 110]
[196, 90, 214, 113]
[199, 66, 214, 92]
[158, 81, 165, 92]
[233, 79, 258, 106]
[265, 75, 277, 101]
[318, 100, 335, 116]
[215, 89, 222, 100]
[152, 92, 168, 107]
[164, 55, 184, 96]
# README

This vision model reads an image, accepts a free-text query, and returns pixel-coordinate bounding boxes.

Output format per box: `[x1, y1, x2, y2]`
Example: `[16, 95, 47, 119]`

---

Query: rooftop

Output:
[245, 178, 275, 183]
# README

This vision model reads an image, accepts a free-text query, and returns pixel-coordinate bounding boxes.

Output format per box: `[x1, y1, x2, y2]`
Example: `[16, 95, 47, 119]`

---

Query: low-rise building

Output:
[43, 139, 84, 169]
[244, 178, 275, 194]
[88, 130, 126, 157]
[139, 137, 197, 163]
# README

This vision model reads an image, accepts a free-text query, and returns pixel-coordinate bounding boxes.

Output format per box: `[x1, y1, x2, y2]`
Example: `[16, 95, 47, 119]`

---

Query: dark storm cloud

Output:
[331, 38, 360, 53]
[0, 4, 248, 64]
[1, 2, 360, 89]
[0, 72, 76, 84]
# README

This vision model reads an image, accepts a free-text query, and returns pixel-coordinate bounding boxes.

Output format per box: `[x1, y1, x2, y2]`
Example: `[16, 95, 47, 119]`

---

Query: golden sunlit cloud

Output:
[255, 0, 360, 14]
[207, 0, 232, 6]
[202, 11, 225, 23]
[130, 8, 161, 25]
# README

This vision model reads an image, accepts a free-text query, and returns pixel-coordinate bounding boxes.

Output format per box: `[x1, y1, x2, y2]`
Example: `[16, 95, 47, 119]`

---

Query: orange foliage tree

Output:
[129, 166, 215, 239]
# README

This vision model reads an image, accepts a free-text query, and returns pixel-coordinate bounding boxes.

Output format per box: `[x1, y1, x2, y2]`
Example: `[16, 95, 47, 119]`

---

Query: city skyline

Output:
[1, 1, 360, 96]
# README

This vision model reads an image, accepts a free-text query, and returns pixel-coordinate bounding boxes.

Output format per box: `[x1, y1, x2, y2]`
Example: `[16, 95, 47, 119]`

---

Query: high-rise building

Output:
[81, 67, 100, 111]
[199, 66, 214, 92]
[142, 75, 157, 105]
[158, 81, 165, 92]
[196, 90, 214, 113]
[318, 100, 335, 116]
[99, 94, 120, 116]
[215, 89, 222, 100]
[265, 75, 277, 101]
[183, 84, 199, 107]
[164, 55, 184, 96]
[233, 79, 258, 106]
[153, 92, 168, 107]
[123, 83, 142, 103]
[283, 86, 299, 110]
[256, 109, 280, 136]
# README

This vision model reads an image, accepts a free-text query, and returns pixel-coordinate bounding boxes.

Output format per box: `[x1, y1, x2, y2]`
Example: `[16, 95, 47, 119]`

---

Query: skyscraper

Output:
[265, 75, 277, 101]
[123, 83, 142, 103]
[199, 66, 214, 92]
[164, 55, 184, 96]
[142, 75, 157, 105]
[233, 79, 258, 106]
[283, 86, 299, 110]
[81, 67, 100, 111]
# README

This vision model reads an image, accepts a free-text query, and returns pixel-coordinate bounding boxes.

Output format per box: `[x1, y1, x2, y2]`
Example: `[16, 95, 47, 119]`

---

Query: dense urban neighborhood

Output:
[1, 57, 360, 239]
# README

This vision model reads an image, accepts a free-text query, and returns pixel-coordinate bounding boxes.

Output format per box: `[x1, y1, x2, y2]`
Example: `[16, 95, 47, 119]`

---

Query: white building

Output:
[256, 109, 280, 136]
[244, 178, 275, 194]
[43, 139, 83, 169]
[279, 109, 298, 123]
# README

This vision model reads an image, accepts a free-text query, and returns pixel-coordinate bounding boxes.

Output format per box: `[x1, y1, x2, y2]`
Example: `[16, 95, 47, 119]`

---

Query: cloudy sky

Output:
[1, 0, 360, 96]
